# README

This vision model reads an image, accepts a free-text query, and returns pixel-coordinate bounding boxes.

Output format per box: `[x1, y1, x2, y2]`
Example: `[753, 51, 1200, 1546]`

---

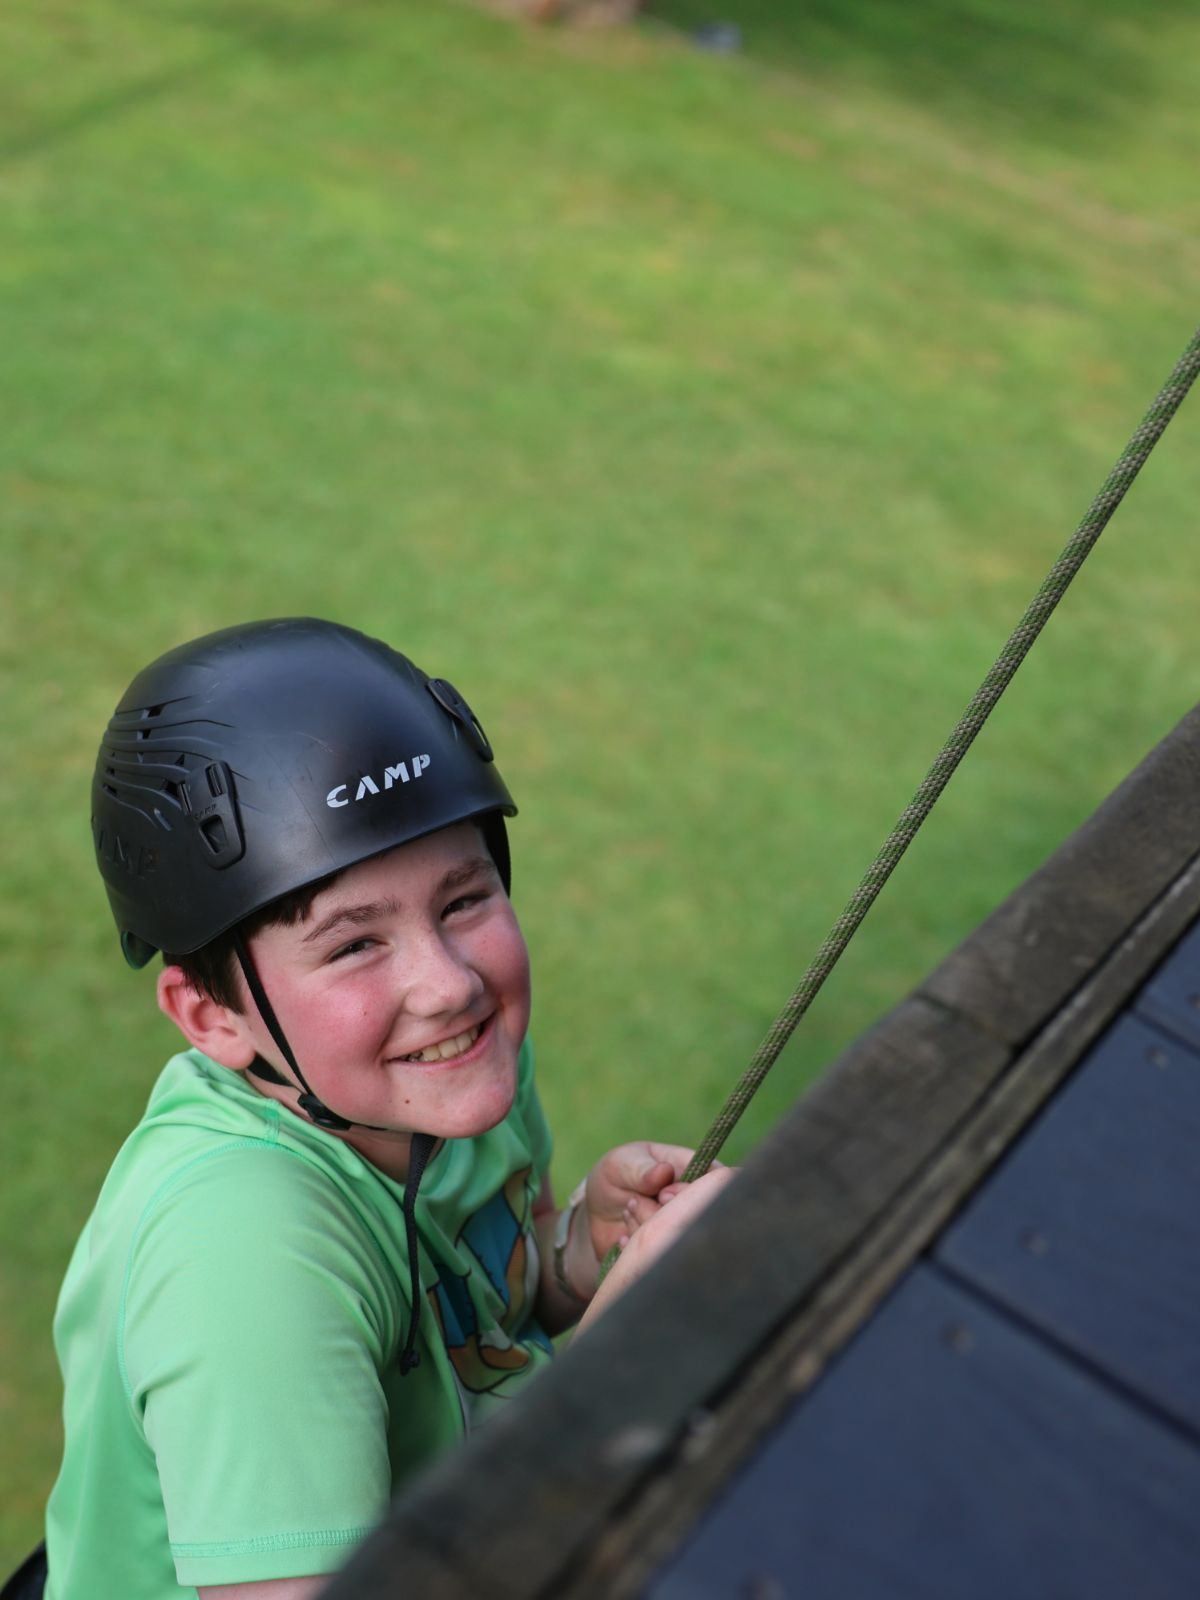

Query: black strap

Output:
[232, 931, 353, 1132]
[398, 1132, 437, 1376]
[0, 1544, 46, 1600]
[246, 1053, 290, 1087]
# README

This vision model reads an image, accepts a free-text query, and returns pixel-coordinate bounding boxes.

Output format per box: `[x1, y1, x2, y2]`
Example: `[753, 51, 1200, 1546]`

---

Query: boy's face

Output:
[228, 822, 531, 1167]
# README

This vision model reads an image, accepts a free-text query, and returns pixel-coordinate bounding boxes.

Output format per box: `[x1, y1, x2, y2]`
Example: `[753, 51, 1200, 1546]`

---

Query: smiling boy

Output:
[37, 620, 729, 1600]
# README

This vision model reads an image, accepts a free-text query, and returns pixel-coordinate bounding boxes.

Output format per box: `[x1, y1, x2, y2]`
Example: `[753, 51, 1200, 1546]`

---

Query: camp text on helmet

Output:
[326, 754, 432, 809]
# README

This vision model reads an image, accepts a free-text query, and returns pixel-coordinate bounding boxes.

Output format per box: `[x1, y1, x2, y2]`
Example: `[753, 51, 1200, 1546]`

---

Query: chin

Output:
[404, 1056, 518, 1145]
[460, 1068, 521, 1132]
[434, 1068, 519, 1140]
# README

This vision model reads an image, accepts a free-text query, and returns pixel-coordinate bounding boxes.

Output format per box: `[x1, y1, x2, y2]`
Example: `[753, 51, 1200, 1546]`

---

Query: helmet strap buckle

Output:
[297, 1092, 353, 1132]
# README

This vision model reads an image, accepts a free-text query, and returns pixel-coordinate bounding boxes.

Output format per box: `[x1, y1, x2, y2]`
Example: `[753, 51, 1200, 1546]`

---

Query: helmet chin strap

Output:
[231, 929, 437, 1376]
[232, 930, 356, 1132]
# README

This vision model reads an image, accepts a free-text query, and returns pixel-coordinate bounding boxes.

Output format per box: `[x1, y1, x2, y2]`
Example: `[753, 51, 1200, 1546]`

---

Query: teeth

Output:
[405, 1025, 480, 1064]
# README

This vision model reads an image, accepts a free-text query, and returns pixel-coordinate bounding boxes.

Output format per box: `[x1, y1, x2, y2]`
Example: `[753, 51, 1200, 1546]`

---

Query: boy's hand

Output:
[577, 1164, 737, 1331]
[553, 1143, 729, 1313]
[580, 1141, 698, 1264]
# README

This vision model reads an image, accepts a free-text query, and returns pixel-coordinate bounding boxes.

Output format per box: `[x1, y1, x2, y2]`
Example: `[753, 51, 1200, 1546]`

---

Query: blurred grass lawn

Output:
[2, 0, 1199, 1562]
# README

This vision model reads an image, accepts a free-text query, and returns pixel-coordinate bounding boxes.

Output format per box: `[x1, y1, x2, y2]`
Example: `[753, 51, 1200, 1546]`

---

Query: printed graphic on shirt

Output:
[430, 1167, 552, 1395]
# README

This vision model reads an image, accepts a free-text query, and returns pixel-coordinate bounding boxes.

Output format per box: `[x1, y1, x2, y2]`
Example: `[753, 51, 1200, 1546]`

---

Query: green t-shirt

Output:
[45, 1041, 554, 1596]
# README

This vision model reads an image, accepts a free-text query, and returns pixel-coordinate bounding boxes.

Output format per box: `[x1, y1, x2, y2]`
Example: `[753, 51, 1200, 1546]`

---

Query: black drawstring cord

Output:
[398, 1132, 437, 1376]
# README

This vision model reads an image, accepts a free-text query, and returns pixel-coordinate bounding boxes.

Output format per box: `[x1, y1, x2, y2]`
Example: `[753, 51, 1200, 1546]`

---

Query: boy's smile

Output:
[199, 822, 531, 1178]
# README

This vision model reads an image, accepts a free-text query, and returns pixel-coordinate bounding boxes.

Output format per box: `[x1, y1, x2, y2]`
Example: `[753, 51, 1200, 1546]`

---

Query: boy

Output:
[39, 618, 730, 1599]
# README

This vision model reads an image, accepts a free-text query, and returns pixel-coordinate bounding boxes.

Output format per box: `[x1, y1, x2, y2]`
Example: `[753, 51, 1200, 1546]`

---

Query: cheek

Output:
[464, 916, 531, 1040]
[488, 920, 531, 1009]
[284, 978, 382, 1049]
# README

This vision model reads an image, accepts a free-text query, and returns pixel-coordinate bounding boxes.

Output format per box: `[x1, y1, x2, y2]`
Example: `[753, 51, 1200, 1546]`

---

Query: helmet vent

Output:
[136, 705, 166, 742]
[96, 736, 195, 833]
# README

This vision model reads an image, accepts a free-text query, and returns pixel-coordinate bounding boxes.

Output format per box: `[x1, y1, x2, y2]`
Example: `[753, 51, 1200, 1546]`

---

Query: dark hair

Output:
[163, 871, 341, 1011]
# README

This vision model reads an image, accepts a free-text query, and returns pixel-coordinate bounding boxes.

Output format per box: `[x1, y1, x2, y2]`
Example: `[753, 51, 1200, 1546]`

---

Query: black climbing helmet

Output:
[93, 618, 516, 968]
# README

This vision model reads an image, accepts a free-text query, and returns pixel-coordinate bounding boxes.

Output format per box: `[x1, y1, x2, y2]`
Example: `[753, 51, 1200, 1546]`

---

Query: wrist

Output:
[552, 1178, 593, 1306]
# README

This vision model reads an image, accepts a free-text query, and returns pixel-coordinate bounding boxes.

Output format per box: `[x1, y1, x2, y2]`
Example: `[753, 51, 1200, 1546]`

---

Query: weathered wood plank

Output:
[648, 1265, 1200, 1600]
[922, 705, 1200, 1047]
[935, 1012, 1200, 1436]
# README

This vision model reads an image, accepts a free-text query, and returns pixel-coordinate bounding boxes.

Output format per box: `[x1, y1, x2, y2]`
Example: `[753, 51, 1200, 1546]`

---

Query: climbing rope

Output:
[682, 324, 1200, 1182]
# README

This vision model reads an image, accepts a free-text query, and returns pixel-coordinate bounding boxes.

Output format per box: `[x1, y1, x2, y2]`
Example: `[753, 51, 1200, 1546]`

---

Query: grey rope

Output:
[683, 324, 1200, 1182]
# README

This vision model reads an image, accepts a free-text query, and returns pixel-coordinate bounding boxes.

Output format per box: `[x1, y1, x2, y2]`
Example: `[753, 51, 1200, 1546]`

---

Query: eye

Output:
[329, 936, 376, 962]
[443, 889, 491, 919]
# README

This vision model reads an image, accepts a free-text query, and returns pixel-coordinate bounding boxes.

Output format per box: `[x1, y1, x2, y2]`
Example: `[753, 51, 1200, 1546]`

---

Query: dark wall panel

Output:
[1136, 917, 1200, 1052]
[935, 1013, 1200, 1434]
[647, 1266, 1200, 1600]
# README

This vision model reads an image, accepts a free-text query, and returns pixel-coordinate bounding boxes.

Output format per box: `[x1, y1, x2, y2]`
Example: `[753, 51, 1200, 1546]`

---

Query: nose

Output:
[400, 929, 484, 1020]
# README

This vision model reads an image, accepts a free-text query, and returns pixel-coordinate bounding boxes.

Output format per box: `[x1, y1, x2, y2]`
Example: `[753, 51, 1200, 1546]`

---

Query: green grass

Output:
[2, 0, 1199, 1563]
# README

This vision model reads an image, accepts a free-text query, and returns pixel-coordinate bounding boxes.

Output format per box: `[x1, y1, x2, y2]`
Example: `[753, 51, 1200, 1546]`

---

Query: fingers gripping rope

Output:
[682, 326, 1200, 1184]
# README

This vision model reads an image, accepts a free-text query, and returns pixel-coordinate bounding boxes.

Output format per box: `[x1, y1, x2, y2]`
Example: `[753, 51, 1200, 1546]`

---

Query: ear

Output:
[157, 965, 258, 1071]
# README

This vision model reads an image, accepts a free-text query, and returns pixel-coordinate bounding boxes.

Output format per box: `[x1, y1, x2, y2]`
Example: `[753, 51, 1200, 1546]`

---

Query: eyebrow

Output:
[300, 856, 497, 947]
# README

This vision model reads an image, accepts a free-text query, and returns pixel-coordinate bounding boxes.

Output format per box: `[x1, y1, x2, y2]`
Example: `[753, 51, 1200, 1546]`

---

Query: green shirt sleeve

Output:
[121, 1140, 398, 1587]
